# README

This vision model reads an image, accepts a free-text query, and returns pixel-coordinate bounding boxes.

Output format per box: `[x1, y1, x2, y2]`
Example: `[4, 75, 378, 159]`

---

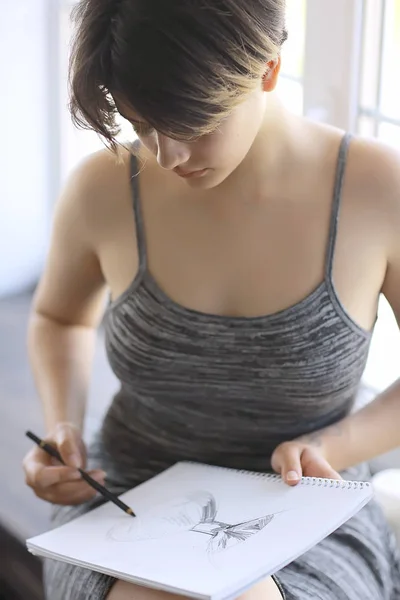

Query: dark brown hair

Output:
[69, 0, 288, 151]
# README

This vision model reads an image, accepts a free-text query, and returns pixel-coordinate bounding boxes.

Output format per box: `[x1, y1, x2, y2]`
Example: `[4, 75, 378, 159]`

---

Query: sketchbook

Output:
[27, 461, 373, 600]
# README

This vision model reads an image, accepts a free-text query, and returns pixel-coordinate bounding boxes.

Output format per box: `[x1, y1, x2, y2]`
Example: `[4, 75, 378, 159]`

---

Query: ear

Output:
[262, 56, 282, 92]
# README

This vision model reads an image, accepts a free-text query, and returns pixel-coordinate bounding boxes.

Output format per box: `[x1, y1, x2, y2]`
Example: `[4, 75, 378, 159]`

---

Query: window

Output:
[276, 0, 306, 115]
[59, 2, 103, 181]
[357, 0, 400, 389]
[358, 0, 400, 144]
[58, 1, 133, 182]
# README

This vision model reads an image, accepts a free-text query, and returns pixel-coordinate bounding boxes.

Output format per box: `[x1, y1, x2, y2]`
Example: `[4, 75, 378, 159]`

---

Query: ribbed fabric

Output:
[44, 134, 400, 599]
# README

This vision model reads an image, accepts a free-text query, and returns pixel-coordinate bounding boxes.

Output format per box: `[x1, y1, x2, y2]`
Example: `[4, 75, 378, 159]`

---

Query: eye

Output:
[132, 122, 154, 137]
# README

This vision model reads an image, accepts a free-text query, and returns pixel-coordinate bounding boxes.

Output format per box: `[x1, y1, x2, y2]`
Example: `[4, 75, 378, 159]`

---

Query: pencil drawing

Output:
[107, 491, 276, 554]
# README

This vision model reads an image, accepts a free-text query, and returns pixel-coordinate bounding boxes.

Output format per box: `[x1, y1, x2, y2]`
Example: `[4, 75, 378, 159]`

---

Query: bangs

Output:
[69, 0, 286, 150]
[107, 5, 271, 140]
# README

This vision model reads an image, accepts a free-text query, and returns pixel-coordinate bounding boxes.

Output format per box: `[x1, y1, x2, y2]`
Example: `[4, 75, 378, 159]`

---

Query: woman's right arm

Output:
[23, 152, 111, 505]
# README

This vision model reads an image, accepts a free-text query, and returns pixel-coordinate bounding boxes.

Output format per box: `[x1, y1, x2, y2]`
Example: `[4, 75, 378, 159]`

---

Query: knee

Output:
[107, 580, 141, 599]
[106, 580, 182, 600]
[106, 580, 136, 600]
[238, 577, 284, 600]
[107, 577, 283, 600]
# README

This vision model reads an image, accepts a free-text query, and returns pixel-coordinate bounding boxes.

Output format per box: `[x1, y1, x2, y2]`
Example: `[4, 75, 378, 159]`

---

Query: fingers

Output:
[46, 484, 97, 506]
[271, 442, 302, 486]
[23, 443, 79, 487]
[52, 425, 83, 468]
[23, 422, 108, 506]
[24, 451, 105, 489]
[45, 471, 107, 505]
[23, 439, 106, 505]
[271, 442, 342, 486]
[301, 448, 342, 480]
[26, 467, 106, 504]
[27, 463, 82, 488]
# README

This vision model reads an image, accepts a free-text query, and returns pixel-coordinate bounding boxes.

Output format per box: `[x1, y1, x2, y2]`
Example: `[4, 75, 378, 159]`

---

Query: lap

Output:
[107, 578, 284, 600]
[44, 560, 283, 600]
[274, 498, 400, 600]
[43, 462, 400, 600]
[43, 500, 399, 600]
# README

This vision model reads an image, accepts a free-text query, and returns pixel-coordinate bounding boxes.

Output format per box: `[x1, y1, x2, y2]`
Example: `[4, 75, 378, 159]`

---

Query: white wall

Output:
[0, 0, 51, 297]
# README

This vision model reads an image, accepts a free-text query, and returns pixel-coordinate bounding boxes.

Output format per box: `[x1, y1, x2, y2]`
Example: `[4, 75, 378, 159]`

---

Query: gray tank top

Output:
[102, 133, 373, 478]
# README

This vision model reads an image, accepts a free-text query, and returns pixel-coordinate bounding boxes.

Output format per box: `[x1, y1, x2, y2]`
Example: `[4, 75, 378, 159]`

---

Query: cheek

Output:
[209, 109, 261, 157]
[201, 127, 250, 166]
[198, 129, 238, 162]
[136, 133, 158, 155]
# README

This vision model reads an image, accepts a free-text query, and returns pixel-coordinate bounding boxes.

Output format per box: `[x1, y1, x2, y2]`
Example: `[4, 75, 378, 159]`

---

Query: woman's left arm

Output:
[319, 179, 400, 472]
[301, 377, 400, 473]
[273, 354, 400, 486]
[272, 140, 400, 485]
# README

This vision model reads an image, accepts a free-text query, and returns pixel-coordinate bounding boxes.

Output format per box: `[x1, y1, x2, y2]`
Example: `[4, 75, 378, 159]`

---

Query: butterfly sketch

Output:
[108, 491, 277, 554]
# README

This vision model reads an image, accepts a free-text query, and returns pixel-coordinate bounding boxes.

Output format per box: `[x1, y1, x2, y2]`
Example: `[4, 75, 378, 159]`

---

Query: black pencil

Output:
[25, 430, 135, 517]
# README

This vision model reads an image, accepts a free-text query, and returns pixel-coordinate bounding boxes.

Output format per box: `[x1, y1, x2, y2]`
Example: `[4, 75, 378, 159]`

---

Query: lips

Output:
[174, 168, 209, 179]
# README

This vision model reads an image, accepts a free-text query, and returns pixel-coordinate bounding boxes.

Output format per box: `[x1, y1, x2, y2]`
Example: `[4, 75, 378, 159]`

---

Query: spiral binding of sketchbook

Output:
[186, 460, 371, 490]
[26, 460, 374, 600]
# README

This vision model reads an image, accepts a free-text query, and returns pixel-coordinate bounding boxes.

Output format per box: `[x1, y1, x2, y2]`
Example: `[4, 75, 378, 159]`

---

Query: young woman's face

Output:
[118, 87, 269, 190]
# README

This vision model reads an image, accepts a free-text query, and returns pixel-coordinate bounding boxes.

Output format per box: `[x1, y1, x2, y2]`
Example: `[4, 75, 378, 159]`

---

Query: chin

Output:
[183, 169, 231, 190]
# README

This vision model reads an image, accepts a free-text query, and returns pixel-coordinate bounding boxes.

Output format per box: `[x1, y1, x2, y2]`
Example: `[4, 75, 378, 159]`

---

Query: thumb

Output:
[54, 425, 84, 468]
[272, 443, 302, 486]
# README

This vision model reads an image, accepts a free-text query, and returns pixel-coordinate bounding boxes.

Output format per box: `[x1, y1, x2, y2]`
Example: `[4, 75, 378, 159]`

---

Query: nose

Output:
[156, 133, 191, 171]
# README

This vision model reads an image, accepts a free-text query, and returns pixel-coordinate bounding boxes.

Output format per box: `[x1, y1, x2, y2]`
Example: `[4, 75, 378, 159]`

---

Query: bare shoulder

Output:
[347, 134, 400, 201]
[62, 146, 133, 230]
[304, 118, 400, 205]
[346, 134, 400, 245]
[32, 146, 134, 326]
[307, 120, 400, 237]
[344, 133, 400, 314]
[300, 121, 400, 318]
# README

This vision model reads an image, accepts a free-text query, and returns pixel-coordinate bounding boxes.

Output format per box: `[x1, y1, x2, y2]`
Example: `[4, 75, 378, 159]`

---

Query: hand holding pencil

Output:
[24, 425, 134, 515]
[23, 423, 108, 506]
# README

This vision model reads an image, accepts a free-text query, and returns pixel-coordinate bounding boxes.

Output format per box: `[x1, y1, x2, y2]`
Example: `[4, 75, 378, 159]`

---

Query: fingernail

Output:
[286, 471, 300, 481]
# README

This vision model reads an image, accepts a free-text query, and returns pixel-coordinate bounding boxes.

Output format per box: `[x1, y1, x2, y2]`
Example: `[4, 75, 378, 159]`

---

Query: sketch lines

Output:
[107, 491, 276, 555]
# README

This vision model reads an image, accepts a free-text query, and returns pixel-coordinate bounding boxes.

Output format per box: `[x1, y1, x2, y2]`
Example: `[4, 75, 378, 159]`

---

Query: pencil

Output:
[25, 430, 135, 517]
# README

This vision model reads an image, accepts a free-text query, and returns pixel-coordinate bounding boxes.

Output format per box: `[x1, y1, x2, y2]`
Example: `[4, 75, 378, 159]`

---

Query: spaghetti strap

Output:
[325, 133, 352, 280]
[129, 147, 147, 274]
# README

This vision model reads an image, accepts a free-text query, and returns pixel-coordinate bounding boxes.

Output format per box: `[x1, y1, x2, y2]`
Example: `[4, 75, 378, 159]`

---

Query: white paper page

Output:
[27, 462, 373, 600]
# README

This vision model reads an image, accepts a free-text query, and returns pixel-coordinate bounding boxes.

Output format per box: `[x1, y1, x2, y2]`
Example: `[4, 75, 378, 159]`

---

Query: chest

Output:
[101, 183, 384, 332]
[105, 282, 371, 427]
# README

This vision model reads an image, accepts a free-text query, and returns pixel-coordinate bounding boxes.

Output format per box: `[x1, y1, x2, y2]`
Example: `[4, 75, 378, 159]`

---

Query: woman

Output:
[23, 0, 400, 598]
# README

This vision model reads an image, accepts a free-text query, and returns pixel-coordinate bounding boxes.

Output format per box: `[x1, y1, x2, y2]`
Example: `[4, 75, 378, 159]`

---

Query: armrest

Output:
[372, 469, 400, 546]
[369, 448, 400, 474]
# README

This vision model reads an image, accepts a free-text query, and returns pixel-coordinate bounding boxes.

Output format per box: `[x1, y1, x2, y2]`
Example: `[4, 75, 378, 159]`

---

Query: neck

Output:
[218, 94, 301, 196]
